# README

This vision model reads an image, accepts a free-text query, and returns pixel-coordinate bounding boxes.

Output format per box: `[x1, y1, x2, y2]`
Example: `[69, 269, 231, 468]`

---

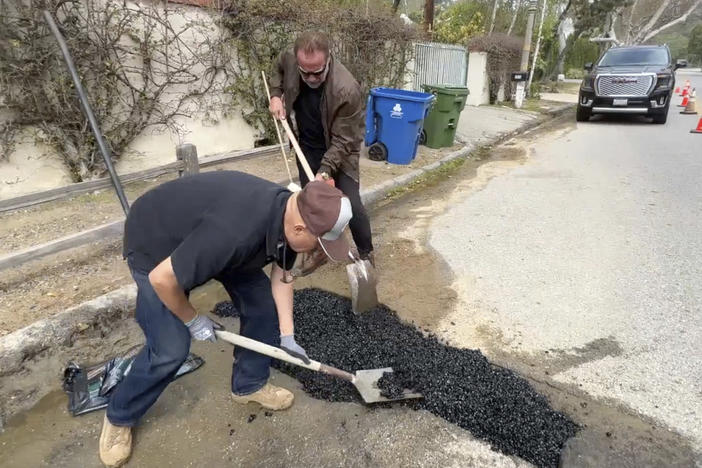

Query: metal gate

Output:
[412, 42, 467, 91]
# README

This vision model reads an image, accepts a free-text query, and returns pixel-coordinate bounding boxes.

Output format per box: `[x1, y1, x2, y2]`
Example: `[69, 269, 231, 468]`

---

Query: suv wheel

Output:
[652, 109, 668, 124]
[576, 104, 591, 122]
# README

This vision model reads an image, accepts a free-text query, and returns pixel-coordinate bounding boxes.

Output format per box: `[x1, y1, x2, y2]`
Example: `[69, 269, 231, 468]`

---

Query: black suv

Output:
[577, 45, 687, 124]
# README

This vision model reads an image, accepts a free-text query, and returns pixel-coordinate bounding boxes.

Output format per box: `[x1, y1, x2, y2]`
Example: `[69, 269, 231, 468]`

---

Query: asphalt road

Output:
[430, 71, 702, 463]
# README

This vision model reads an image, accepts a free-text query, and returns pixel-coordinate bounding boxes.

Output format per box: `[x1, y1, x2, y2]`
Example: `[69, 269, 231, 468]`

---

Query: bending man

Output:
[99, 171, 352, 467]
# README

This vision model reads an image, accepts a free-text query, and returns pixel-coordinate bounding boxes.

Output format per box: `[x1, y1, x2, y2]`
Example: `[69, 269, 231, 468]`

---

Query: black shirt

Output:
[293, 80, 327, 157]
[123, 171, 297, 291]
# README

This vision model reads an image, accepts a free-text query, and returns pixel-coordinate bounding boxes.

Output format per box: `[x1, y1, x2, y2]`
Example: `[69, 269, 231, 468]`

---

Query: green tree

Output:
[688, 24, 702, 64]
[572, 0, 630, 36]
[433, 1, 485, 44]
[564, 37, 600, 70]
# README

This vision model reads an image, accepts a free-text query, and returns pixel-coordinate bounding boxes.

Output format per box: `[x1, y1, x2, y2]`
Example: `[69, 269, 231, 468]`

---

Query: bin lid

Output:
[421, 84, 470, 96]
[370, 87, 435, 103]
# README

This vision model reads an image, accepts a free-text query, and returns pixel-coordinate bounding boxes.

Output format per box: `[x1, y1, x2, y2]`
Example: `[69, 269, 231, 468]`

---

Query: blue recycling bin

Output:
[365, 87, 435, 165]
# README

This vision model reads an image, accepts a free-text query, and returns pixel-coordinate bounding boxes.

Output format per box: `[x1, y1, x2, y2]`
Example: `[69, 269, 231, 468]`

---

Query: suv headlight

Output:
[581, 76, 595, 91]
[655, 74, 672, 90]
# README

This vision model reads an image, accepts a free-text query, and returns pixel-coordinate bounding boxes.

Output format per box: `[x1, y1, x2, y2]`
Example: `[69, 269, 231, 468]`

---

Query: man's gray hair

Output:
[294, 31, 331, 58]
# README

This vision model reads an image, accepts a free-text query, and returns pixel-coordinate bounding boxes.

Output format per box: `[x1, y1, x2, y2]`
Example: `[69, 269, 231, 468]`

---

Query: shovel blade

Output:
[353, 368, 423, 404]
[346, 259, 378, 314]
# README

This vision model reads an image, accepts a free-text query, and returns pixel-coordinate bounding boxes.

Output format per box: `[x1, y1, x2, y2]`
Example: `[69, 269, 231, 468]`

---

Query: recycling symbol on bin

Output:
[390, 103, 403, 119]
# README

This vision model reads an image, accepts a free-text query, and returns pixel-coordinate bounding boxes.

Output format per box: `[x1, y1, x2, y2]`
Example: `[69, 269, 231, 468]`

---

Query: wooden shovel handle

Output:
[215, 330, 355, 383]
[280, 118, 316, 182]
[319, 364, 355, 382]
[215, 330, 321, 371]
[260, 72, 294, 184]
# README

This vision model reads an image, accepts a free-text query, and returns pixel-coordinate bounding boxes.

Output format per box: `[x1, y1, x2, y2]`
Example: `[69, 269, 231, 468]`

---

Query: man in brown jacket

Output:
[268, 31, 374, 272]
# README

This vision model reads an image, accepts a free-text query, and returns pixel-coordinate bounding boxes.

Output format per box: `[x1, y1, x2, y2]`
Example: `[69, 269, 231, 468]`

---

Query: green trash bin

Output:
[420, 85, 469, 149]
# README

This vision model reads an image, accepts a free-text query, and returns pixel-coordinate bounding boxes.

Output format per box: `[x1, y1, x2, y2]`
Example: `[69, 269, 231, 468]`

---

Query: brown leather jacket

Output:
[269, 49, 363, 181]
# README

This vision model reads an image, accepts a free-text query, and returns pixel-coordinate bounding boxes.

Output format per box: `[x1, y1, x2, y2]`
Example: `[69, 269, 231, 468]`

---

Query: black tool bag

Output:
[62, 347, 204, 416]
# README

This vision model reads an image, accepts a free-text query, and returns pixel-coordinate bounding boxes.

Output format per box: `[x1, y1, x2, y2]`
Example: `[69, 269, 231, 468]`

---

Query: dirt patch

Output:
[0, 240, 131, 336]
[0, 180, 164, 256]
[0, 144, 458, 256]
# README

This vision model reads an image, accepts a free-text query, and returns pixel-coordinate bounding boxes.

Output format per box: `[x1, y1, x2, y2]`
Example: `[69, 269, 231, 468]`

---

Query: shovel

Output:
[260, 71, 300, 193]
[346, 252, 378, 314]
[215, 330, 421, 404]
[279, 124, 379, 314]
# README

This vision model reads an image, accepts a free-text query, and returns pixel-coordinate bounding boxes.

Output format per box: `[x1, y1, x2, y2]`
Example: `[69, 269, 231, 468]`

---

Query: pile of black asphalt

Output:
[212, 288, 578, 468]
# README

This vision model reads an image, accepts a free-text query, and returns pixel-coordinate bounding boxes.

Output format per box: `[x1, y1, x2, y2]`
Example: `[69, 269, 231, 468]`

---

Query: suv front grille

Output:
[596, 74, 654, 97]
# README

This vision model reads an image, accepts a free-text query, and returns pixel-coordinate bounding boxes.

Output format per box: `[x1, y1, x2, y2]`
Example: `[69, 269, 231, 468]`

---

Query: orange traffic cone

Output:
[682, 87, 689, 97]
[681, 89, 698, 115]
[685, 79, 691, 87]
[674, 86, 681, 94]
[679, 95, 689, 107]
[691, 116, 702, 134]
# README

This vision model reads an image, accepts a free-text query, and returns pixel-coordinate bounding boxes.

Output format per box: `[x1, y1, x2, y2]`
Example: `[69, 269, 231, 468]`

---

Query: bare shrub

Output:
[218, 0, 418, 145]
[1, 0, 223, 180]
[469, 33, 522, 103]
[0, 0, 417, 177]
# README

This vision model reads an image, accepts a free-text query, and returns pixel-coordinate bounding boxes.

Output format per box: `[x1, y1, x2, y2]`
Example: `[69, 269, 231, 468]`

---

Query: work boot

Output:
[99, 415, 132, 467]
[291, 248, 328, 277]
[231, 383, 294, 410]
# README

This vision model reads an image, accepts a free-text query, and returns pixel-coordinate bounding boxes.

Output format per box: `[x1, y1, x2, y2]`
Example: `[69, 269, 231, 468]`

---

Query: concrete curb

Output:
[0, 286, 140, 430]
[0, 103, 575, 430]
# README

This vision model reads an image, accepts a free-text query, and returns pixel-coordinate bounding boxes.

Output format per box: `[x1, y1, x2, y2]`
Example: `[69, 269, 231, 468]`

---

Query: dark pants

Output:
[297, 148, 374, 256]
[107, 267, 278, 426]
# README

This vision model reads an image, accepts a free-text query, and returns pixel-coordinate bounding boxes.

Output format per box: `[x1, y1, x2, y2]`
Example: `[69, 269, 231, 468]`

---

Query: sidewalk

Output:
[539, 93, 578, 104]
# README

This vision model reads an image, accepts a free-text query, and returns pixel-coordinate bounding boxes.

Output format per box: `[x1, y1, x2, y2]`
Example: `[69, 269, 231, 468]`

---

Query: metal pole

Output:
[424, 0, 434, 33]
[515, 0, 538, 108]
[43, 10, 130, 215]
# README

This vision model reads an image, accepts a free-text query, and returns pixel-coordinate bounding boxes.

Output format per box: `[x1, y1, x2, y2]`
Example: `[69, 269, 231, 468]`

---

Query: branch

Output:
[488, 0, 499, 35]
[507, 0, 520, 35]
[641, 0, 702, 43]
[527, 0, 547, 93]
[556, 0, 572, 25]
[624, 0, 639, 44]
[632, 0, 670, 43]
[391, 0, 400, 14]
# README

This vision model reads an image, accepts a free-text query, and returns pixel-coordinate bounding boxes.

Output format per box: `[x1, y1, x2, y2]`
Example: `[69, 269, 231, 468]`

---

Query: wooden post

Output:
[176, 144, 199, 177]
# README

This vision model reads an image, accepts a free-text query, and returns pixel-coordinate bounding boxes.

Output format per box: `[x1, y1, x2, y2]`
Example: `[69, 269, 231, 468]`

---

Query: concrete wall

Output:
[0, 128, 74, 200]
[466, 52, 490, 106]
[0, 2, 256, 199]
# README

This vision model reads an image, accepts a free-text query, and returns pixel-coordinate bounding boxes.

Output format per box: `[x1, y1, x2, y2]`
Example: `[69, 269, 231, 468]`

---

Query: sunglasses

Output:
[298, 59, 329, 79]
